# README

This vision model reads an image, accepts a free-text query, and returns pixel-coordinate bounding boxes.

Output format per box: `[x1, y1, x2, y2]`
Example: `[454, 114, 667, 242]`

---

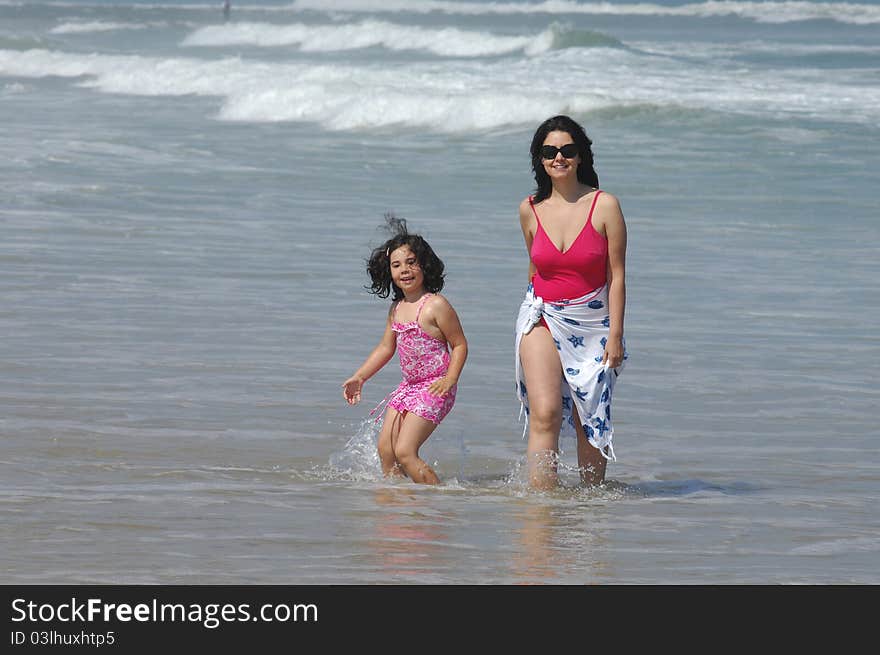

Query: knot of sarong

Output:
[523, 295, 544, 334]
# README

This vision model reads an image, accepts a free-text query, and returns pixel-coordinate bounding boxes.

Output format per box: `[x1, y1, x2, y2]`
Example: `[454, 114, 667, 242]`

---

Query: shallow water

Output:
[1, 0, 878, 584]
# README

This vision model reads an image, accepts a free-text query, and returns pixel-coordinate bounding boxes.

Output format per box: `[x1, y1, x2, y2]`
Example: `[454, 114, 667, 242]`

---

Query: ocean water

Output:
[1, 0, 878, 584]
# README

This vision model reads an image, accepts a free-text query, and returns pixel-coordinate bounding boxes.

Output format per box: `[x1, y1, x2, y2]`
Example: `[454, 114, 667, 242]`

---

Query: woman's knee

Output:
[528, 401, 562, 434]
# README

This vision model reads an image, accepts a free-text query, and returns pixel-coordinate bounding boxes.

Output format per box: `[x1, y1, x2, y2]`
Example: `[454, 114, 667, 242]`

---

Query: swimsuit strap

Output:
[391, 293, 432, 325]
[586, 189, 602, 227]
[528, 195, 542, 228]
[415, 293, 433, 322]
[529, 191, 601, 243]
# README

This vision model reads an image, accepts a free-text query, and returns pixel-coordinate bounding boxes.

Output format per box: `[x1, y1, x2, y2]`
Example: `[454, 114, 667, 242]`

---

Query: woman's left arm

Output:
[599, 193, 627, 368]
[426, 296, 468, 397]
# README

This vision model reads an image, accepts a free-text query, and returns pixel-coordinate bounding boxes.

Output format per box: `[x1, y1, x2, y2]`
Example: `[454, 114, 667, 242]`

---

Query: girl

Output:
[342, 216, 468, 485]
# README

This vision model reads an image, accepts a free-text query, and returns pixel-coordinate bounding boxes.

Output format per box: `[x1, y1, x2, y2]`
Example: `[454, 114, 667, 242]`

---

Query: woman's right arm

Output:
[342, 310, 397, 405]
[519, 198, 536, 282]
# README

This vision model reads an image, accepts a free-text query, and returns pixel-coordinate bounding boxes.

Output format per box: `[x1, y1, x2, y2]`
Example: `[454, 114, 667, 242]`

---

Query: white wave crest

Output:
[50, 22, 156, 35]
[0, 47, 877, 131]
[182, 19, 556, 57]
[634, 39, 880, 58]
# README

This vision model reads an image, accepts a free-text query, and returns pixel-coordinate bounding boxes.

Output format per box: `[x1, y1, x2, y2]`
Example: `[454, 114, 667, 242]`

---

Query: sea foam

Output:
[1, 45, 877, 131]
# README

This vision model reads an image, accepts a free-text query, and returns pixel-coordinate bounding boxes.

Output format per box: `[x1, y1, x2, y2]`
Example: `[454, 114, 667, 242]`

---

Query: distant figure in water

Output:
[223, 0, 230, 22]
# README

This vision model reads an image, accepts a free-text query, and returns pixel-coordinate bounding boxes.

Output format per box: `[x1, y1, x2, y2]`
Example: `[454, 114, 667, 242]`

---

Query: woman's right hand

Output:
[601, 335, 625, 369]
[342, 376, 364, 405]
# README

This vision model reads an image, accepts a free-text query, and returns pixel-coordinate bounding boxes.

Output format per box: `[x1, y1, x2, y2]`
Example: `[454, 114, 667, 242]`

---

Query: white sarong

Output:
[515, 283, 626, 461]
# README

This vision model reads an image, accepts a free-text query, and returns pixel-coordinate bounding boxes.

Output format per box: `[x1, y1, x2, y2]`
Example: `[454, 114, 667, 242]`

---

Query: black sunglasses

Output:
[541, 143, 579, 160]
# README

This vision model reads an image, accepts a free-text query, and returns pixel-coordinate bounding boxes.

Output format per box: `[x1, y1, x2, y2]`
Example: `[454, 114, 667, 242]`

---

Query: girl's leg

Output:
[572, 406, 607, 486]
[519, 326, 564, 490]
[377, 407, 405, 478]
[392, 412, 440, 485]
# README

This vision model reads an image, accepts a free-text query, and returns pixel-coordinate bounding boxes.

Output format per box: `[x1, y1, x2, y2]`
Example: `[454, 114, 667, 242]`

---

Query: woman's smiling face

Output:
[541, 130, 581, 181]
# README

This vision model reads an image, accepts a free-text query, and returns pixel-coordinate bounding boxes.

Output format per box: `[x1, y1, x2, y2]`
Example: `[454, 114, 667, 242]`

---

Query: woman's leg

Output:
[572, 406, 607, 486]
[377, 407, 405, 478]
[392, 412, 440, 485]
[519, 326, 564, 490]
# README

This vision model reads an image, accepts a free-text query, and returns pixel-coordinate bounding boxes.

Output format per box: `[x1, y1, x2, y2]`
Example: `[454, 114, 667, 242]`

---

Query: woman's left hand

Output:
[602, 336, 625, 369]
[427, 377, 456, 397]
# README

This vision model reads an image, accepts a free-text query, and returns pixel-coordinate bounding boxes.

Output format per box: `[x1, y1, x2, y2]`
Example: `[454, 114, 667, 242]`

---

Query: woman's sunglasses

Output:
[541, 144, 579, 160]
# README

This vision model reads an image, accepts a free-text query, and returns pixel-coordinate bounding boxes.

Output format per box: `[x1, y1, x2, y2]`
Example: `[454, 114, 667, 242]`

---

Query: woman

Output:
[515, 115, 627, 490]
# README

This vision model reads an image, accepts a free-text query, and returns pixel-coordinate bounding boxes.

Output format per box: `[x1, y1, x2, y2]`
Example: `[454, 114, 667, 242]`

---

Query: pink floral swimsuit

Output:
[383, 293, 456, 425]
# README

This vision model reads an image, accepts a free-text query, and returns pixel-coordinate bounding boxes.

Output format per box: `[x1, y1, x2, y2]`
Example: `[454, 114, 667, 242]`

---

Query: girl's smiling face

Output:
[389, 245, 424, 294]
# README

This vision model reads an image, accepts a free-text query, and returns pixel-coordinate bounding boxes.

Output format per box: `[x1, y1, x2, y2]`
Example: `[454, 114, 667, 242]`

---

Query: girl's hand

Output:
[601, 336, 625, 369]
[427, 377, 456, 398]
[342, 376, 364, 405]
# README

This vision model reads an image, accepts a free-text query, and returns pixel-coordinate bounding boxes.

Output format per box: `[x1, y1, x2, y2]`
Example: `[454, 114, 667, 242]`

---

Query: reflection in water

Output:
[512, 501, 563, 583]
[511, 498, 610, 584]
[369, 487, 451, 580]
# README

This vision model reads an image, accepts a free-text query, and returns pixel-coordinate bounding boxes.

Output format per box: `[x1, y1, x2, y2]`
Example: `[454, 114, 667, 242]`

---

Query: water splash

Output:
[498, 449, 630, 499]
[325, 418, 383, 481]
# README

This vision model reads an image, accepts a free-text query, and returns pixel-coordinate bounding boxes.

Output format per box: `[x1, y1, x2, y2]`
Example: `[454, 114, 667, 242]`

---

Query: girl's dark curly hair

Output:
[530, 115, 599, 203]
[367, 214, 445, 301]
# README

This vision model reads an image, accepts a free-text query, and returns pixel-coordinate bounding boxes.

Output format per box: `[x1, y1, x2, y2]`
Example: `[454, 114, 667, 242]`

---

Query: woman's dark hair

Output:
[367, 214, 445, 301]
[530, 114, 599, 203]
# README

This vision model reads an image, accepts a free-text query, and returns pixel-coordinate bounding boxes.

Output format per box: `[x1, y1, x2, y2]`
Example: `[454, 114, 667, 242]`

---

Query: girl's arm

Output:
[425, 297, 468, 398]
[519, 198, 537, 282]
[597, 193, 627, 368]
[342, 310, 397, 405]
